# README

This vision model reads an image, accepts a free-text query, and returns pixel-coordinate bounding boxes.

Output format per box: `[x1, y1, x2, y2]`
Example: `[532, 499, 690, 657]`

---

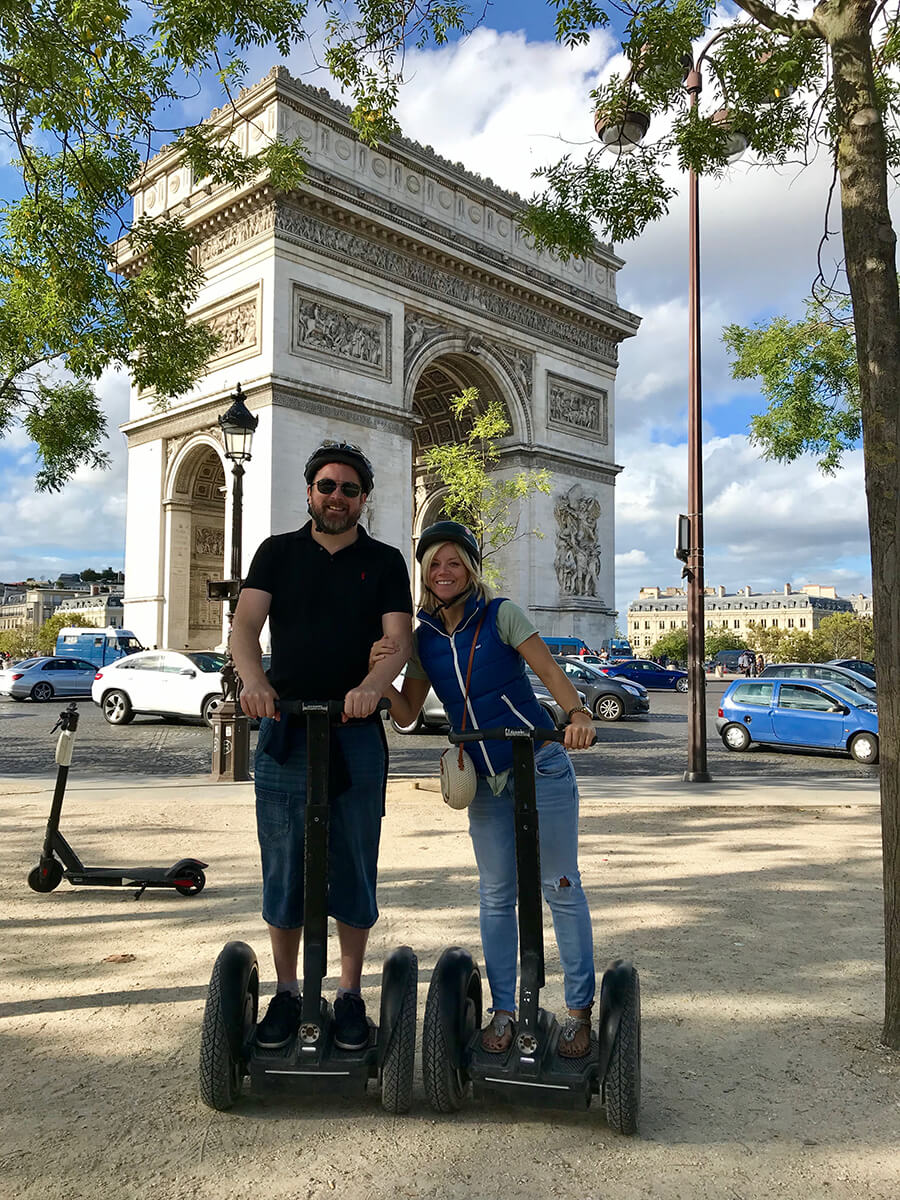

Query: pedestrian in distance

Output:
[370, 520, 597, 1059]
[756, 653, 765, 675]
[738, 650, 753, 677]
[231, 441, 413, 1054]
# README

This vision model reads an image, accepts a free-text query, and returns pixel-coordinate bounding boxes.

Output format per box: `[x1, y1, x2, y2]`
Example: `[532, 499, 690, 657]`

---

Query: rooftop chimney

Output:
[784, 583, 791, 595]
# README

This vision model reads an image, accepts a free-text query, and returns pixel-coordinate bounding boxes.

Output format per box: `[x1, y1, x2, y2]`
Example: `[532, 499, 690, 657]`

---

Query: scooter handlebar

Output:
[275, 698, 392, 719]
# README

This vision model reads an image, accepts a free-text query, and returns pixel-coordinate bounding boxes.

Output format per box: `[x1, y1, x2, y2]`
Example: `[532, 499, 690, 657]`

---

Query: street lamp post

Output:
[209, 383, 258, 782]
[595, 43, 746, 782]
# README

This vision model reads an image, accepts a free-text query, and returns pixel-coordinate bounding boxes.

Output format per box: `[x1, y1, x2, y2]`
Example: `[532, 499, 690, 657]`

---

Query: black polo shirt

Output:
[243, 522, 413, 702]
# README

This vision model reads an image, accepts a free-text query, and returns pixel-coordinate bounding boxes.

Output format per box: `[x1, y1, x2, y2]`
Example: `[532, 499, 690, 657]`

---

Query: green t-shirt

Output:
[405, 600, 538, 680]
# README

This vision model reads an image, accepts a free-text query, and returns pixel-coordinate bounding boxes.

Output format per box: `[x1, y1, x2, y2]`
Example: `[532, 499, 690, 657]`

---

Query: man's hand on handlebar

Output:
[238, 677, 279, 721]
[564, 710, 595, 751]
[343, 683, 383, 721]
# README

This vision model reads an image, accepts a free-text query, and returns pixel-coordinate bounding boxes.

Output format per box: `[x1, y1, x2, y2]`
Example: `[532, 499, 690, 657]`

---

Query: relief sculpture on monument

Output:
[554, 485, 603, 598]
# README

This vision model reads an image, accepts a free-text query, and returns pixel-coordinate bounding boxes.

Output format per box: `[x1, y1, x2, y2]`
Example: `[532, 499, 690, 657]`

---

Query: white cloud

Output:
[0, 368, 130, 581]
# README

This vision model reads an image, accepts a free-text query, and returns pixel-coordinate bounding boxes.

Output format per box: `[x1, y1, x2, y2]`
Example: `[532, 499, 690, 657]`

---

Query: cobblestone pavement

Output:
[0, 681, 879, 783]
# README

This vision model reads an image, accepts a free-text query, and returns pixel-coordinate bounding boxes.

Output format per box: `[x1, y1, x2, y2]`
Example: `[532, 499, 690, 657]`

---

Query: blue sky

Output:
[0, 2, 872, 619]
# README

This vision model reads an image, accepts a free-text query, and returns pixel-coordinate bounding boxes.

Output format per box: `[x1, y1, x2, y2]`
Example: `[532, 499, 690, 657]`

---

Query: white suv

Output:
[92, 650, 225, 726]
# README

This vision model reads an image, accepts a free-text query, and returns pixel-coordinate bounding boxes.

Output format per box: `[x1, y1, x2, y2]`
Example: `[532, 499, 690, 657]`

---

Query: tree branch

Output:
[732, 0, 823, 39]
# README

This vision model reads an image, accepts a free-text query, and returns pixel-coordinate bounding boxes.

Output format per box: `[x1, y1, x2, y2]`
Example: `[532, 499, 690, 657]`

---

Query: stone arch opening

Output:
[164, 442, 226, 649]
[410, 352, 516, 547]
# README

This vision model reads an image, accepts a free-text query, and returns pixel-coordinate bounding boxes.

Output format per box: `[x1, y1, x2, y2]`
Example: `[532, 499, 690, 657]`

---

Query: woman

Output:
[373, 520, 597, 1057]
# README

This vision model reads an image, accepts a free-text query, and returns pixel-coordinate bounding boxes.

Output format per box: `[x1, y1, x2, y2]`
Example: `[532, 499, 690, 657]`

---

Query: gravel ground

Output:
[0, 776, 896, 1200]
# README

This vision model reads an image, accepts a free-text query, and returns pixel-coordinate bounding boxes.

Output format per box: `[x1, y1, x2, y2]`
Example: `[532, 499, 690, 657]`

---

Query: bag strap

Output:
[458, 609, 487, 770]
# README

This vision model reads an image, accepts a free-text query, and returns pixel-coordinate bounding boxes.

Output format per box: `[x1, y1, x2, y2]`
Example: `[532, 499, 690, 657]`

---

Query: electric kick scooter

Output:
[199, 699, 418, 1113]
[422, 725, 641, 1134]
[27, 702, 208, 898]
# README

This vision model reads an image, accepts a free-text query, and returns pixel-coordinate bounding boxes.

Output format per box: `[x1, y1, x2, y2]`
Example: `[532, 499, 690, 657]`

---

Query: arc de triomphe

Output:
[119, 67, 640, 651]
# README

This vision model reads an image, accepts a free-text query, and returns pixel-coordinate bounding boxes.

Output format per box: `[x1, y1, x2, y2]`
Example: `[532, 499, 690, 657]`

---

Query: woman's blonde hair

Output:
[418, 539, 494, 614]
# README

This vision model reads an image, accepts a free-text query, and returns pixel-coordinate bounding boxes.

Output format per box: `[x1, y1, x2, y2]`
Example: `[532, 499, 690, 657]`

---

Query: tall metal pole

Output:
[230, 462, 244, 622]
[684, 67, 712, 783]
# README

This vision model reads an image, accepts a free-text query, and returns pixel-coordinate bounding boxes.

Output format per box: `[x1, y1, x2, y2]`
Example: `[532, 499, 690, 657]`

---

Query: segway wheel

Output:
[174, 868, 206, 897]
[422, 948, 482, 1113]
[28, 860, 63, 893]
[379, 949, 418, 1114]
[199, 941, 259, 1111]
[603, 966, 641, 1136]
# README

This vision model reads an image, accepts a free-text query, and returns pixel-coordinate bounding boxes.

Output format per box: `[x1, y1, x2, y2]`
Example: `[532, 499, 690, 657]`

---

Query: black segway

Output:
[199, 699, 418, 1113]
[27, 702, 207, 898]
[422, 725, 641, 1134]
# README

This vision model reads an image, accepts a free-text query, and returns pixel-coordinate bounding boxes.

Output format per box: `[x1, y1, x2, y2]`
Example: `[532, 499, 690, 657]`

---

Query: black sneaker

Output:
[333, 992, 369, 1050]
[256, 990, 301, 1049]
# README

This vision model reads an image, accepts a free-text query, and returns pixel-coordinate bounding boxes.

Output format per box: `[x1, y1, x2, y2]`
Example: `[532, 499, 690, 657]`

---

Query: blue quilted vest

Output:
[416, 595, 547, 775]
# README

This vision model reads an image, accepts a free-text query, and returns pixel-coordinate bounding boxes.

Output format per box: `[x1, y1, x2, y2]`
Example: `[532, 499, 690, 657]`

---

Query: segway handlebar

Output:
[275, 698, 391, 719]
[449, 726, 597, 748]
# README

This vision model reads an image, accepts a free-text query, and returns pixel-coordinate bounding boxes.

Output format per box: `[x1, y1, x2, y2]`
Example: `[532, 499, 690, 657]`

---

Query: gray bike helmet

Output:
[304, 441, 374, 494]
[416, 520, 481, 565]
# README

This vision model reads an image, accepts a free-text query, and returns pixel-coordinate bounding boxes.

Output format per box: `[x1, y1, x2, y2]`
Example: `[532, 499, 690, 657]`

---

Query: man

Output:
[232, 441, 413, 1052]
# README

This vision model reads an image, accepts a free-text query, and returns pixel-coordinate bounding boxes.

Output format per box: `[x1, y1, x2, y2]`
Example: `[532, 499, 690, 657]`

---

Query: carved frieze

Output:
[291, 283, 391, 380]
[554, 484, 602, 598]
[194, 526, 225, 558]
[547, 374, 608, 443]
[277, 206, 619, 365]
[196, 206, 276, 267]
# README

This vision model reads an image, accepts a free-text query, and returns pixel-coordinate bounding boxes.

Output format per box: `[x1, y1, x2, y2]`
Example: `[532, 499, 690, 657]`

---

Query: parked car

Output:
[553, 659, 650, 720]
[525, 670, 590, 728]
[55, 627, 143, 667]
[826, 658, 876, 683]
[91, 649, 226, 725]
[757, 661, 876, 701]
[0, 656, 98, 701]
[592, 657, 689, 693]
[716, 676, 879, 764]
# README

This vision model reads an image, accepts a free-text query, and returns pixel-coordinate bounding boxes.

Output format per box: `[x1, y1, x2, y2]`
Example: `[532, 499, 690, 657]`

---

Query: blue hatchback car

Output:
[716, 677, 879, 764]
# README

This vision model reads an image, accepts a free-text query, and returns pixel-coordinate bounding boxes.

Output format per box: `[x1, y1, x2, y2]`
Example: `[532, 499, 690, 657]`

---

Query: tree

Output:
[0, 1, 467, 490]
[422, 387, 552, 587]
[705, 626, 748, 658]
[523, 0, 900, 1049]
[811, 611, 876, 662]
[80, 569, 100, 583]
[0, 626, 38, 661]
[650, 628, 688, 662]
[37, 612, 94, 655]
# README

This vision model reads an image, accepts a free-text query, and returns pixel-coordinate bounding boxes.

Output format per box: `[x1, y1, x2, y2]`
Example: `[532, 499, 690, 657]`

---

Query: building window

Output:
[760, 619, 766, 628]
[644, 621, 650, 629]
[800, 618, 807, 627]
[787, 618, 794, 628]
[734, 620, 740, 628]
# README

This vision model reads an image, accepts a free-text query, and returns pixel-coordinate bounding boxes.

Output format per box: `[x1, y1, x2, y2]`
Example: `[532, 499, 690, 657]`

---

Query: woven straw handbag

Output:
[439, 610, 486, 810]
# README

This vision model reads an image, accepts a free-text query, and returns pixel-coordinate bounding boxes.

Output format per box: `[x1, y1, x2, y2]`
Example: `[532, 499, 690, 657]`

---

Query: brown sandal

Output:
[481, 1011, 516, 1054]
[558, 1007, 592, 1059]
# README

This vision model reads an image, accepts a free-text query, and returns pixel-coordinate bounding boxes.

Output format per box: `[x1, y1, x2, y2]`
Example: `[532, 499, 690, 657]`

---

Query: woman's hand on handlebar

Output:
[564, 710, 595, 750]
[239, 677, 279, 720]
[368, 635, 399, 671]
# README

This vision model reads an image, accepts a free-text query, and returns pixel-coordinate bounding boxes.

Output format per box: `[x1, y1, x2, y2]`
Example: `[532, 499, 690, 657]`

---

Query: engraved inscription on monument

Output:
[291, 283, 391, 380]
[547, 374, 609, 443]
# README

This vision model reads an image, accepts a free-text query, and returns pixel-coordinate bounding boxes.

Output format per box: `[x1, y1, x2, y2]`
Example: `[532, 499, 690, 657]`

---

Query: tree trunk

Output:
[822, 0, 900, 1046]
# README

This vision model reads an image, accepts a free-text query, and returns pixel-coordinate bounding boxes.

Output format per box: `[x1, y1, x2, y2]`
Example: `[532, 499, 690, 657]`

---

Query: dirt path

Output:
[1, 781, 897, 1199]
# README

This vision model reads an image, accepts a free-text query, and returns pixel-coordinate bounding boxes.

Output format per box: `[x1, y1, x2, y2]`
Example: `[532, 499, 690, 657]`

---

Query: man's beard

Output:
[308, 494, 359, 535]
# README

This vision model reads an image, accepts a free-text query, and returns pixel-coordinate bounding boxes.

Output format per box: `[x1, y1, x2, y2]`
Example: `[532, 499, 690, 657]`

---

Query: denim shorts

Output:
[254, 718, 386, 930]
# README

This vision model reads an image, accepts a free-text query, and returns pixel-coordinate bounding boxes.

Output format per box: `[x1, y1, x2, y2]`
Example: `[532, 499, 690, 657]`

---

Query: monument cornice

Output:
[500, 444, 623, 484]
[271, 197, 631, 366]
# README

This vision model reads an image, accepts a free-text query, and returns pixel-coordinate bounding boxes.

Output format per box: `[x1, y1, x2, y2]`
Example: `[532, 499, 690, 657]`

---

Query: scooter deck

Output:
[248, 1014, 379, 1095]
[465, 1008, 600, 1110]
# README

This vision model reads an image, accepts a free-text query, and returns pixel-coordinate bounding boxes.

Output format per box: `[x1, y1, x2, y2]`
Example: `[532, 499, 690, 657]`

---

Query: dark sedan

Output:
[552, 660, 651, 720]
[591, 656, 689, 693]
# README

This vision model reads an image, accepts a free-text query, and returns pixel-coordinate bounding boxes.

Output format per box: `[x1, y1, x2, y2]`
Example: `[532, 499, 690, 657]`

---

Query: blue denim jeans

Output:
[254, 718, 385, 930]
[467, 741, 595, 1013]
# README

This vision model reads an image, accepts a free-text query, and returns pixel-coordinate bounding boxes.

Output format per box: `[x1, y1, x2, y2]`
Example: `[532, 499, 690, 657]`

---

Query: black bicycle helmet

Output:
[304, 441, 374, 494]
[416, 520, 481, 565]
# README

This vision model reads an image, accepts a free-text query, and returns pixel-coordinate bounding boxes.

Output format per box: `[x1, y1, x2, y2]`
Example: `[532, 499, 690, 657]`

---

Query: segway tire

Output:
[604, 966, 641, 1136]
[199, 941, 259, 1111]
[28, 860, 63, 893]
[422, 948, 481, 1113]
[379, 954, 418, 1114]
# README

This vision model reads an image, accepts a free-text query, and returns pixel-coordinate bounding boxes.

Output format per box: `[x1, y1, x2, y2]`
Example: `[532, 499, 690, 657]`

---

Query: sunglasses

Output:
[314, 478, 362, 498]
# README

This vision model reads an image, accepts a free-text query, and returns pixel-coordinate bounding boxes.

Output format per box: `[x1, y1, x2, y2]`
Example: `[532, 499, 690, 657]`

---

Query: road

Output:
[0, 681, 879, 783]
